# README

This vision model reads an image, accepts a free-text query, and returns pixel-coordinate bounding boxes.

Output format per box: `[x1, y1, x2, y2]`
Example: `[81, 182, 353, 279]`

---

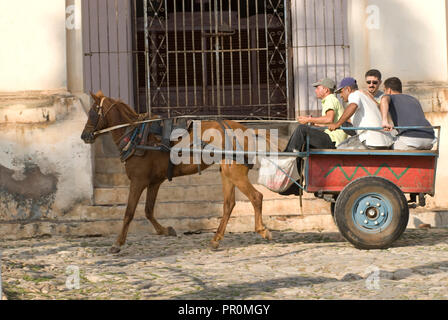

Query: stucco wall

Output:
[426, 112, 448, 209]
[349, 0, 448, 83]
[348, 0, 448, 209]
[0, 0, 67, 91]
[0, 94, 93, 222]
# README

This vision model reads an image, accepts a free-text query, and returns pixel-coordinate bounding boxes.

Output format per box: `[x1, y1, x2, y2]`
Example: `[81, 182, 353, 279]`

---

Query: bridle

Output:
[87, 97, 119, 134]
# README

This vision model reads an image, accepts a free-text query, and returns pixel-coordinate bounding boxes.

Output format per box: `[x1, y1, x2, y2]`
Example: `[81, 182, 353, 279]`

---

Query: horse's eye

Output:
[88, 108, 99, 122]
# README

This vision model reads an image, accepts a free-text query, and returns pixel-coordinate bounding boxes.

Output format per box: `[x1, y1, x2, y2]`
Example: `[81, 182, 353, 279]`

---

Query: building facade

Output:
[0, 0, 447, 238]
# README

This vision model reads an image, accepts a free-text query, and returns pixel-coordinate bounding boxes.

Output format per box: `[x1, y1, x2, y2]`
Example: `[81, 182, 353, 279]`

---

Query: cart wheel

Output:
[330, 201, 337, 224]
[334, 176, 409, 250]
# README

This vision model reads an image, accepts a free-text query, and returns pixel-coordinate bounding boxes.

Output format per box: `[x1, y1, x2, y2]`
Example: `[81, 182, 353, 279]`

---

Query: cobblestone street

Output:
[1, 228, 448, 300]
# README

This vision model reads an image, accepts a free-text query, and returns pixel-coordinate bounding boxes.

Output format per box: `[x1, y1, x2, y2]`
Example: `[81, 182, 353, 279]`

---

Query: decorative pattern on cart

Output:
[324, 163, 411, 181]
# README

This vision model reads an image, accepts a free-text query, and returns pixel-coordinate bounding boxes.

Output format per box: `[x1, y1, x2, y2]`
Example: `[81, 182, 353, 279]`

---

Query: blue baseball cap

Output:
[335, 77, 357, 93]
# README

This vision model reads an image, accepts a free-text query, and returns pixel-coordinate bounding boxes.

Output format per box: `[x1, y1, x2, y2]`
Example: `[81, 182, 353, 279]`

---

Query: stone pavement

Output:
[1, 228, 448, 300]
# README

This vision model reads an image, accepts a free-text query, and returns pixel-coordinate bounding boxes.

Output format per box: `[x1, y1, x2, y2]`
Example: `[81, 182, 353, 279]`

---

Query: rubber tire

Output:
[334, 176, 409, 250]
[330, 201, 337, 224]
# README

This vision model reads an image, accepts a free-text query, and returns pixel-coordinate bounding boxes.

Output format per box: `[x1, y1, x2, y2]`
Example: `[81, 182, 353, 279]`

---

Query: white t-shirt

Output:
[348, 91, 394, 147]
[374, 90, 384, 104]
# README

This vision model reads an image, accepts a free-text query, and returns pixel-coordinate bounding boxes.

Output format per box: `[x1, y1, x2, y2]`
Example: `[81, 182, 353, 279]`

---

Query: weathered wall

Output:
[0, 93, 94, 224]
[0, 0, 67, 91]
[425, 112, 448, 209]
[347, 0, 448, 209]
[349, 0, 448, 83]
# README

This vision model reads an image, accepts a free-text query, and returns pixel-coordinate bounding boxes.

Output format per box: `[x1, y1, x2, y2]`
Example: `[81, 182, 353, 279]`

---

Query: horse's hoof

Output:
[167, 227, 177, 237]
[258, 229, 272, 241]
[210, 240, 220, 250]
[110, 245, 121, 254]
[264, 229, 273, 241]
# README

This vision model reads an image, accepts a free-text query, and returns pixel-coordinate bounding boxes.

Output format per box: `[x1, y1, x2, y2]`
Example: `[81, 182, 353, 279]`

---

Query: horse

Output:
[81, 91, 277, 253]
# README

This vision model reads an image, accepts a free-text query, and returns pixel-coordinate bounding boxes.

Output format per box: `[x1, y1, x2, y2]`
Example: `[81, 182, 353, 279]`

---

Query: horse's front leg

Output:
[110, 179, 147, 254]
[145, 182, 177, 237]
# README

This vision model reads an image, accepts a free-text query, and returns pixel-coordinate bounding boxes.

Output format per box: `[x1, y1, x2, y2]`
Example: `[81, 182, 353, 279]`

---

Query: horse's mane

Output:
[113, 99, 148, 123]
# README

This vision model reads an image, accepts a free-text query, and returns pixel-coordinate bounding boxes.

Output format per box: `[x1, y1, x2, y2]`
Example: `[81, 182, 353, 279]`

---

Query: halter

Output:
[87, 97, 120, 134]
[98, 97, 117, 118]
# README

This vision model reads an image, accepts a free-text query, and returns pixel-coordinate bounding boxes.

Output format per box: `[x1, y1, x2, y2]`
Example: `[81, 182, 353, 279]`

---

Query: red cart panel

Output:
[306, 151, 437, 195]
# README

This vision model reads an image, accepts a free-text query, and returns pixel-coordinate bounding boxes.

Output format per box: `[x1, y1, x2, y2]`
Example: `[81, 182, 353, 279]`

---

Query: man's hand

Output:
[297, 116, 312, 125]
[361, 89, 374, 98]
[328, 123, 340, 131]
[382, 120, 394, 131]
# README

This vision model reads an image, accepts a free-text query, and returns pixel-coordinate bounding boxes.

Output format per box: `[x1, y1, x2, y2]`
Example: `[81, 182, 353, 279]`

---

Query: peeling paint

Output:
[0, 161, 58, 222]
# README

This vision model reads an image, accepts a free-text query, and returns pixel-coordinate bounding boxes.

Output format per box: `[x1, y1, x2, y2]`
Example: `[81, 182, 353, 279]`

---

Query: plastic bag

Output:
[257, 157, 299, 193]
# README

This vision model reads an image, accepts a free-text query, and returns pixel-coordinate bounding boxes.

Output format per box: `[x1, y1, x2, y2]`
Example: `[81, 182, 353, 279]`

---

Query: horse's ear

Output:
[96, 90, 105, 98]
[90, 91, 100, 104]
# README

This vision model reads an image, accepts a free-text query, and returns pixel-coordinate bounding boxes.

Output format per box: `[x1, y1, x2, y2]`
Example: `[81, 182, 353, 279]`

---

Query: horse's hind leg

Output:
[145, 183, 177, 237]
[110, 179, 147, 254]
[210, 171, 236, 249]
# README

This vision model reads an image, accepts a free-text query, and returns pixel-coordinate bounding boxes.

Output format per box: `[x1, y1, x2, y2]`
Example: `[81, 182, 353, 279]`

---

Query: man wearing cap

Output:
[284, 78, 348, 153]
[328, 77, 394, 149]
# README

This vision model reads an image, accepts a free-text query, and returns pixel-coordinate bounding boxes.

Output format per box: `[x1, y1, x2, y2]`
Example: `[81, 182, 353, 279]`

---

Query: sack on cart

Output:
[257, 157, 300, 193]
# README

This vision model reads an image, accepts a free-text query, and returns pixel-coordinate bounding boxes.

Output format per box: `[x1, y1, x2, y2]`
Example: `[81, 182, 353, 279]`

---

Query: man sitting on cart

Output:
[380, 77, 436, 150]
[280, 78, 348, 195]
[328, 77, 394, 149]
[283, 78, 348, 153]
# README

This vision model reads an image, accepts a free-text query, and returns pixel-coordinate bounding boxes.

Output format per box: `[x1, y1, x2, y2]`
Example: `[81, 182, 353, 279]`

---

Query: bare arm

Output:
[297, 110, 335, 125]
[380, 95, 393, 131]
[328, 103, 358, 131]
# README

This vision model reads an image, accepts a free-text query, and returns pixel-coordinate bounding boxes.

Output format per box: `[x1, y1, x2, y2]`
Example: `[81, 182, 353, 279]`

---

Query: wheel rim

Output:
[352, 193, 393, 234]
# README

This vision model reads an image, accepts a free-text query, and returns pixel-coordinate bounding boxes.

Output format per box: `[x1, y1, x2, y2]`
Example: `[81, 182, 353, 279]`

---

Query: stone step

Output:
[94, 164, 231, 187]
[3, 207, 441, 240]
[94, 162, 268, 187]
[94, 183, 311, 204]
[95, 157, 125, 174]
[90, 194, 330, 218]
[95, 158, 225, 175]
[0, 213, 339, 240]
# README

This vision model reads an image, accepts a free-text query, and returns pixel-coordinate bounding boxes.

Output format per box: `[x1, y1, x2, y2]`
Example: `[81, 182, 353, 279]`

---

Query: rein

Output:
[93, 115, 297, 136]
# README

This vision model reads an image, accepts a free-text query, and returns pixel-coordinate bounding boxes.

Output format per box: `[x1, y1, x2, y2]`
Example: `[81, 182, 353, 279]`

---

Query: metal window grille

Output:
[83, 0, 292, 119]
[292, 0, 350, 116]
[82, 0, 349, 119]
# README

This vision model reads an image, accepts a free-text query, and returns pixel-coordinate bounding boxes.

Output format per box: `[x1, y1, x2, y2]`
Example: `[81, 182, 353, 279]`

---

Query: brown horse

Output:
[81, 91, 275, 253]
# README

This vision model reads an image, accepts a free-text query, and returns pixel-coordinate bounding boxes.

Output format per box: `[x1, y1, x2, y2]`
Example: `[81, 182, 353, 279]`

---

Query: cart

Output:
[135, 120, 440, 249]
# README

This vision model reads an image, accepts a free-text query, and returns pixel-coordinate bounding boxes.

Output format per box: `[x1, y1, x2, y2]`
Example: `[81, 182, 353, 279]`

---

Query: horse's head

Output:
[81, 91, 116, 144]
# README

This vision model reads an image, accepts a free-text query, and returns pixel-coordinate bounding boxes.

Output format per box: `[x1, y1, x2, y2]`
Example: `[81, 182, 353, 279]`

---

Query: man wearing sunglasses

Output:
[328, 77, 394, 149]
[364, 69, 384, 104]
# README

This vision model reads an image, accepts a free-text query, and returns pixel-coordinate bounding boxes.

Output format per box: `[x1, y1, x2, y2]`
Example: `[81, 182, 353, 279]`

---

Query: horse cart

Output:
[162, 122, 441, 250]
[170, 123, 441, 250]
[81, 93, 440, 252]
